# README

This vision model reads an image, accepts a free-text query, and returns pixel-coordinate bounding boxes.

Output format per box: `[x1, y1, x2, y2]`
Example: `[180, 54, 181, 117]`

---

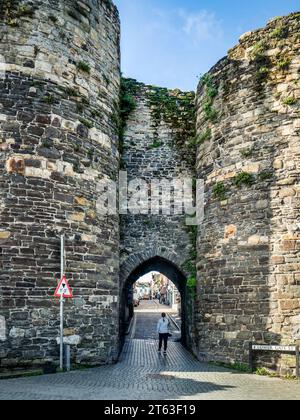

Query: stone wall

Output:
[195, 13, 300, 375]
[120, 80, 196, 344]
[0, 0, 121, 370]
[0, 1, 299, 377]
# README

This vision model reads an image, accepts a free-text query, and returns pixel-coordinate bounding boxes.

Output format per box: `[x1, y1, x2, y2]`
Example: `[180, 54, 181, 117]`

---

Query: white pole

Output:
[60, 234, 65, 370]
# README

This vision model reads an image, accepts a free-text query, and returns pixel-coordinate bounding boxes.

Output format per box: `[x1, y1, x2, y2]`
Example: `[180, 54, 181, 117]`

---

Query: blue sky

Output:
[114, 0, 299, 91]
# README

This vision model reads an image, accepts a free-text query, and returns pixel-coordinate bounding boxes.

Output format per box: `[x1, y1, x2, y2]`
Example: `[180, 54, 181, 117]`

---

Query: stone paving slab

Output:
[0, 339, 299, 400]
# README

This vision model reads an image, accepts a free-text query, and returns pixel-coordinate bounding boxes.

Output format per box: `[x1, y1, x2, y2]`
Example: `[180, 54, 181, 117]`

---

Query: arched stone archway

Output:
[120, 247, 189, 287]
[119, 253, 189, 351]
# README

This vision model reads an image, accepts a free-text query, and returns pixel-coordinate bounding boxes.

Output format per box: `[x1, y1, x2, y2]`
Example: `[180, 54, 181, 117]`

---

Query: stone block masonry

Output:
[0, 0, 121, 370]
[0, 0, 299, 378]
[195, 13, 300, 376]
[120, 80, 197, 346]
[120, 81, 196, 270]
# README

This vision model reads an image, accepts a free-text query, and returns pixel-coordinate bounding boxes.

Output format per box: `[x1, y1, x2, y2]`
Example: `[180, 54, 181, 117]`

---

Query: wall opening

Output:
[119, 256, 188, 350]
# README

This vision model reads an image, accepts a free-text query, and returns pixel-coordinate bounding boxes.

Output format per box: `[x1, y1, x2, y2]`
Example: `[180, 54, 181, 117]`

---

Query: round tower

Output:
[0, 0, 121, 369]
[195, 13, 300, 375]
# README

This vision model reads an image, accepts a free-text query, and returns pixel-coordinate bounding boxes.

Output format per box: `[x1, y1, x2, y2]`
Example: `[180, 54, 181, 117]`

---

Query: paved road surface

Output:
[133, 300, 181, 341]
[0, 301, 299, 400]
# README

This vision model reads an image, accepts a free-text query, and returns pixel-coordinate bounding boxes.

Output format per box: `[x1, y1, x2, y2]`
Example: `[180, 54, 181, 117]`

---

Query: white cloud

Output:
[178, 9, 223, 44]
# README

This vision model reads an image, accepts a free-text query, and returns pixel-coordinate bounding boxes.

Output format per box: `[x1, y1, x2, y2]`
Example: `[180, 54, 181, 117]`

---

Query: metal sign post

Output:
[60, 234, 65, 371]
[296, 346, 299, 380]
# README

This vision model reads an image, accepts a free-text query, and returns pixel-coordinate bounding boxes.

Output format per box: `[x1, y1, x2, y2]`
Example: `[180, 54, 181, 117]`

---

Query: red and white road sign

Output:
[54, 275, 73, 299]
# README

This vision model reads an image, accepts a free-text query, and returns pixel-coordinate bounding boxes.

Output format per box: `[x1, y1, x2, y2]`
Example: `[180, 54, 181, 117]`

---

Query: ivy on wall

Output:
[2, 1, 36, 26]
[116, 78, 141, 158]
[146, 86, 196, 148]
[249, 18, 296, 94]
[119, 78, 197, 164]
[199, 74, 218, 123]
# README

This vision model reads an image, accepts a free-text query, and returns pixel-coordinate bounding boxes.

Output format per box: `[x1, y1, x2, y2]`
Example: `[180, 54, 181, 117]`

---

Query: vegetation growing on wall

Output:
[270, 25, 289, 40]
[119, 78, 196, 164]
[235, 172, 255, 187]
[148, 139, 163, 150]
[213, 182, 227, 201]
[197, 128, 212, 145]
[79, 118, 93, 129]
[211, 169, 275, 206]
[249, 40, 273, 92]
[277, 56, 292, 71]
[43, 94, 56, 104]
[77, 61, 91, 74]
[117, 78, 141, 156]
[1, 1, 36, 25]
[200, 74, 219, 122]
[282, 96, 297, 106]
[247, 18, 296, 94]
[188, 128, 211, 148]
[182, 221, 198, 318]
[240, 148, 254, 158]
[145, 86, 196, 149]
[182, 221, 197, 300]
[250, 40, 268, 62]
[186, 277, 197, 302]
[16, 4, 34, 17]
[259, 170, 274, 181]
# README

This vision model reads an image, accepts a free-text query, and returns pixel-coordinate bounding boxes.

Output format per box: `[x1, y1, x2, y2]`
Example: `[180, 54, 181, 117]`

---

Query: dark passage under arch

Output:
[119, 256, 188, 351]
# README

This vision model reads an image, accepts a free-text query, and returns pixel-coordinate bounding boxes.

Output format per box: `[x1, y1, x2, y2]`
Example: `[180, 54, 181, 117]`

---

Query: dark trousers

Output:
[159, 333, 169, 351]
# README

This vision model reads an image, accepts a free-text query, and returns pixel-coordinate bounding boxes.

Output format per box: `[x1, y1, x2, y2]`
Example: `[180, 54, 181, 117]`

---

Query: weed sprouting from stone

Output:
[77, 61, 91, 74]
[212, 182, 227, 201]
[200, 74, 219, 123]
[43, 95, 56, 104]
[234, 172, 255, 187]
[16, 5, 35, 18]
[270, 25, 289, 39]
[148, 139, 163, 150]
[240, 148, 254, 158]
[250, 40, 268, 62]
[277, 56, 292, 71]
[259, 170, 274, 181]
[79, 118, 93, 129]
[282, 97, 297, 106]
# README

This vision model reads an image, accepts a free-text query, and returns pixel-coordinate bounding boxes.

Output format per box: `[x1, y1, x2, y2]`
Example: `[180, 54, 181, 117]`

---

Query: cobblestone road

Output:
[0, 302, 299, 400]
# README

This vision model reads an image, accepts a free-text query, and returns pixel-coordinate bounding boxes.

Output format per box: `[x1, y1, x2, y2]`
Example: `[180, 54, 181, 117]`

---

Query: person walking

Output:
[157, 313, 170, 355]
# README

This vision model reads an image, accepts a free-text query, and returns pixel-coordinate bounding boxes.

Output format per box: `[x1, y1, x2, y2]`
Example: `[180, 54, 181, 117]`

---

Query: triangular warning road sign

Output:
[54, 275, 73, 299]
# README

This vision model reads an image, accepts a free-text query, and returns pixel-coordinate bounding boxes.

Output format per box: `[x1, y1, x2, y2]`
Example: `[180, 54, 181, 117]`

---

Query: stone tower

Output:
[0, 0, 121, 369]
[195, 13, 300, 375]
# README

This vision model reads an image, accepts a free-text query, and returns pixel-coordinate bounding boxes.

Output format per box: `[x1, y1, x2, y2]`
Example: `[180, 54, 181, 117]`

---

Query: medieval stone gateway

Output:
[0, 1, 299, 377]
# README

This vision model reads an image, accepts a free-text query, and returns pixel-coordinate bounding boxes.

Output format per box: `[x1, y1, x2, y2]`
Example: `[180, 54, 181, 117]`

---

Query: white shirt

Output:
[157, 318, 170, 334]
